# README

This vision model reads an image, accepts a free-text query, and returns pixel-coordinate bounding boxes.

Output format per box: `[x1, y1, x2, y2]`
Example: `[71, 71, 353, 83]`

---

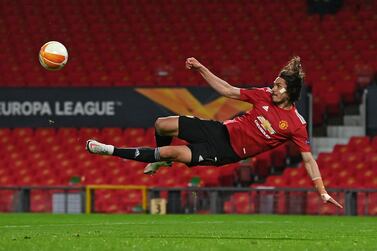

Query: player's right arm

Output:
[185, 57, 241, 100]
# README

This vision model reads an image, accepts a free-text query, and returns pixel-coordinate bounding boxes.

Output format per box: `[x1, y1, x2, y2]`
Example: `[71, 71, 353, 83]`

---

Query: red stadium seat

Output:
[101, 128, 123, 140]
[57, 128, 78, 139]
[270, 144, 287, 171]
[253, 151, 272, 178]
[348, 136, 370, 150]
[0, 190, 15, 212]
[196, 167, 221, 187]
[305, 191, 321, 215]
[232, 192, 255, 214]
[1, 0, 377, 210]
[371, 137, 377, 149]
[30, 190, 52, 212]
[0, 0, 374, 94]
[0, 128, 11, 138]
[284, 167, 306, 186]
[265, 175, 287, 187]
[12, 128, 33, 138]
[333, 144, 351, 154]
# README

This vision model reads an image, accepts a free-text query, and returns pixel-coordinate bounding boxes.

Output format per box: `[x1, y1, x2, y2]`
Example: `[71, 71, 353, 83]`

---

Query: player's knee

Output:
[155, 116, 178, 135]
[159, 146, 191, 163]
[154, 117, 166, 134]
[159, 146, 179, 159]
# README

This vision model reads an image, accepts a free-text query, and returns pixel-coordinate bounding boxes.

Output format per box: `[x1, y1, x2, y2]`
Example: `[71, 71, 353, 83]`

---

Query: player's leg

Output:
[86, 139, 191, 173]
[154, 116, 179, 146]
[154, 115, 208, 145]
[145, 116, 179, 173]
[112, 144, 191, 163]
[148, 116, 228, 172]
[145, 115, 202, 173]
[159, 145, 191, 162]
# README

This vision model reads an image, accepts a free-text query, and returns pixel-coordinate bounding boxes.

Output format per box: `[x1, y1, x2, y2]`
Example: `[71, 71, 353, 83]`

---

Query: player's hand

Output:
[185, 57, 203, 70]
[321, 193, 343, 208]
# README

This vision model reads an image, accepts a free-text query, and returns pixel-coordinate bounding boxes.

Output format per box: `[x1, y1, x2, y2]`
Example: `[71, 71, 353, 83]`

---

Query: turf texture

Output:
[0, 214, 376, 251]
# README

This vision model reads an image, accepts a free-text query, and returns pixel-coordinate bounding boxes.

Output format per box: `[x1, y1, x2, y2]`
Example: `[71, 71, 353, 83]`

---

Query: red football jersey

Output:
[224, 87, 310, 159]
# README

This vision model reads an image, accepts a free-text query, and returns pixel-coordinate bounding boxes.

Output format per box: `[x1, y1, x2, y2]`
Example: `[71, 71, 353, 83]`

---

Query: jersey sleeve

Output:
[291, 125, 311, 152]
[240, 87, 272, 104]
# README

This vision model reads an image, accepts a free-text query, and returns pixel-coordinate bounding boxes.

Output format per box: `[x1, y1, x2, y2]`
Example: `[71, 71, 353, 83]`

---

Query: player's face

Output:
[272, 77, 289, 105]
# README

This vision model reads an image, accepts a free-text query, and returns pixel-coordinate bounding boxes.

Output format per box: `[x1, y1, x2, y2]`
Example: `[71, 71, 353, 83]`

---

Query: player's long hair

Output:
[279, 56, 305, 103]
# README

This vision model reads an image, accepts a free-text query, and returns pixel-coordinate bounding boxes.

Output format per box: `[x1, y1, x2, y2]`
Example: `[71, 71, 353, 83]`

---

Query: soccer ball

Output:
[39, 41, 68, 71]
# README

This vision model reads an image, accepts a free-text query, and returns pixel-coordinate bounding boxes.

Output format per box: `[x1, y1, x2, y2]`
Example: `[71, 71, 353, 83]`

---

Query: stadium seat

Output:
[270, 144, 288, 172]
[1, 0, 377, 214]
[30, 190, 52, 212]
[233, 192, 255, 214]
[0, 191, 15, 212]
[253, 151, 272, 178]
[348, 136, 370, 150]
[284, 167, 306, 186]
[196, 167, 221, 187]
[0, 0, 375, 98]
[265, 175, 287, 187]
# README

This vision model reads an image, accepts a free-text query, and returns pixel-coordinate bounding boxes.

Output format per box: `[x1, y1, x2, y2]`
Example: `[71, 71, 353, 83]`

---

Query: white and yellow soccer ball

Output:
[39, 41, 68, 71]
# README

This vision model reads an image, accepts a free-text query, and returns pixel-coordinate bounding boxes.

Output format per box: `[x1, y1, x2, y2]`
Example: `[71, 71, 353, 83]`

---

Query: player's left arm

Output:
[301, 152, 343, 208]
[292, 122, 342, 208]
[185, 57, 241, 99]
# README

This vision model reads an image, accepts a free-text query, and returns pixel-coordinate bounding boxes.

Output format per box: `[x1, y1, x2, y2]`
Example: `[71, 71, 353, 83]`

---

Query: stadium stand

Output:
[0, 127, 291, 188]
[1, 125, 377, 214]
[0, 0, 376, 124]
[223, 136, 377, 215]
[0, 0, 377, 214]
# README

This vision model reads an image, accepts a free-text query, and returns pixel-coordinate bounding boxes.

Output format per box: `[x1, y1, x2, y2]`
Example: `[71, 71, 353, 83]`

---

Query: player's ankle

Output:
[105, 144, 115, 155]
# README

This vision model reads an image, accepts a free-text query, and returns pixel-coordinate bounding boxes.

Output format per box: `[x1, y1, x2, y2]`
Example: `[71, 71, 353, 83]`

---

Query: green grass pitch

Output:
[0, 214, 376, 251]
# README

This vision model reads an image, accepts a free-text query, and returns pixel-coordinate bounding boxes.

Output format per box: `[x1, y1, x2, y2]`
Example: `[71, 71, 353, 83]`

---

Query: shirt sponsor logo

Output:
[254, 120, 271, 139]
[257, 116, 276, 134]
[254, 116, 275, 139]
[279, 120, 288, 130]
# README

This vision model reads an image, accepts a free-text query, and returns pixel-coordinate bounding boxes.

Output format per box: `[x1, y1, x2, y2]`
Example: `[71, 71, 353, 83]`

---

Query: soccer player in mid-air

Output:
[86, 56, 343, 208]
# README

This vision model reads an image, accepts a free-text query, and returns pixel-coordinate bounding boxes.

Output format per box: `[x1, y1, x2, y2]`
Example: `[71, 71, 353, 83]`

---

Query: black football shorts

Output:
[178, 116, 241, 166]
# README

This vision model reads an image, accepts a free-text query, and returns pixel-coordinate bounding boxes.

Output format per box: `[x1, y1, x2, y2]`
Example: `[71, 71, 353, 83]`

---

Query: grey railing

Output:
[1, 186, 376, 216]
[148, 187, 377, 216]
[0, 186, 85, 213]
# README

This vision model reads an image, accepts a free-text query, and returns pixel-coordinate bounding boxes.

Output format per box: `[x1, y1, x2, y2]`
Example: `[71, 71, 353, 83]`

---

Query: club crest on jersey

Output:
[279, 120, 288, 130]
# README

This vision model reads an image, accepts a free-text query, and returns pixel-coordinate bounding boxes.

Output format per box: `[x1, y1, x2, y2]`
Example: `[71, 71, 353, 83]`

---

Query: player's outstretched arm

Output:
[301, 152, 343, 208]
[185, 57, 241, 99]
